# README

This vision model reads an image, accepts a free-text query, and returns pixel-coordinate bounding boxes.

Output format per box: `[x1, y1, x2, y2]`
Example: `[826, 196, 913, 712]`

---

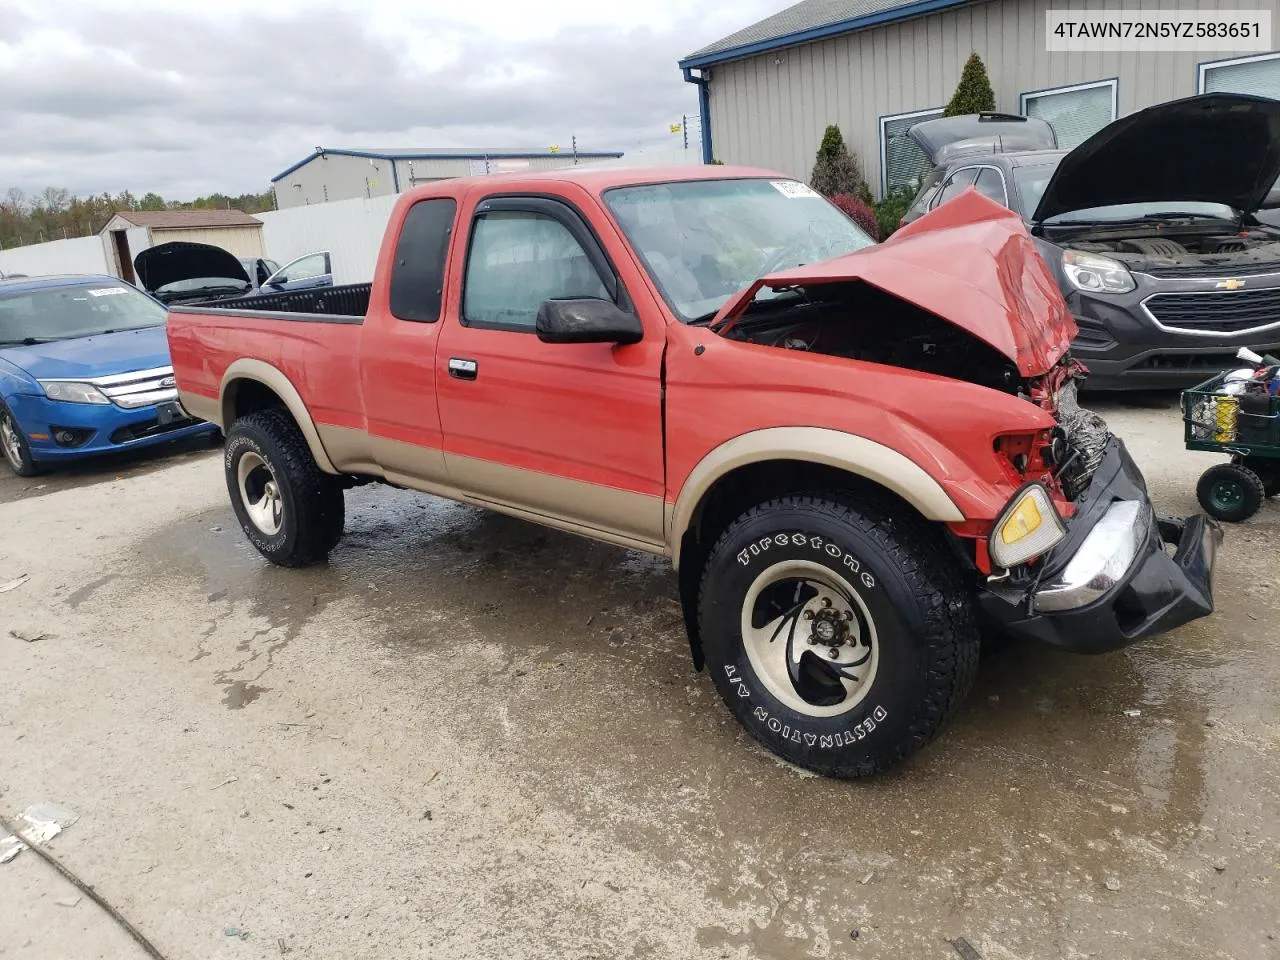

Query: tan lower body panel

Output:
[179, 391, 220, 427]
[314, 431, 669, 557]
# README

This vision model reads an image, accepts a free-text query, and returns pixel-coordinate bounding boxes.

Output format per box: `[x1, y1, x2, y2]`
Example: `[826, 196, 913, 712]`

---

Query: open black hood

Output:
[134, 241, 250, 293]
[1032, 93, 1280, 223]
[908, 112, 1058, 165]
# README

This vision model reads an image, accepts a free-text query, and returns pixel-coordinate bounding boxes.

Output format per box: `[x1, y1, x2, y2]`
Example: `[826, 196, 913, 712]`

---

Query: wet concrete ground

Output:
[1, 396, 1277, 959]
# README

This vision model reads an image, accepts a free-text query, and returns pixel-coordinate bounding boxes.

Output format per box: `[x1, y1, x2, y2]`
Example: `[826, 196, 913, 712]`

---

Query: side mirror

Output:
[535, 299, 643, 345]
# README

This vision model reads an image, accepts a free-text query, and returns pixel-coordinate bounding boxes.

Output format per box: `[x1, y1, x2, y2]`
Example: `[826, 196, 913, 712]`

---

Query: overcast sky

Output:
[2, 0, 778, 201]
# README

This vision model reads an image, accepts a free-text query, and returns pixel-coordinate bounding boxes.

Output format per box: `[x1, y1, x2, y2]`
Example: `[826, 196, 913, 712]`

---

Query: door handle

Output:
[448, 357, 478, 380]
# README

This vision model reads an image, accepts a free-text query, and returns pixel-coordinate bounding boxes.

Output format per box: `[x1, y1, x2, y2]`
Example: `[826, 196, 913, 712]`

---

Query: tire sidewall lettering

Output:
[735, 529, 876, 590]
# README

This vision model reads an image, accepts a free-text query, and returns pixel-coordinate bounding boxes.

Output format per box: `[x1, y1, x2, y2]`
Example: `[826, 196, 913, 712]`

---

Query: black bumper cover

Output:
[978, 438, 1222, 654]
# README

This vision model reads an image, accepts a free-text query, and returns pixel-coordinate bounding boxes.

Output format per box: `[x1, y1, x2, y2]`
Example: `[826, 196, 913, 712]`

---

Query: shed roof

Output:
[111, 209, 262, 229]
[681, 0, 973, 68]
[271, 147, 626, 183]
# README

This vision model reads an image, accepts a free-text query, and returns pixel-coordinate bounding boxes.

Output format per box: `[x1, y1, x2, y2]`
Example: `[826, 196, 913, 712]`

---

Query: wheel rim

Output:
[0, 414, 23, 470]
[236, 452, 284, 535]
[739, 559, 879, 719]
[1210, 479, 1244, 512]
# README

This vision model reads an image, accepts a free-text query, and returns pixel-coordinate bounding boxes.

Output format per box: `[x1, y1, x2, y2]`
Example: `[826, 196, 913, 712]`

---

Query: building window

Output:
[1020, 79, 1118, 150]
[879, 107, 944, 198]
[1198, 51, 1280, 97]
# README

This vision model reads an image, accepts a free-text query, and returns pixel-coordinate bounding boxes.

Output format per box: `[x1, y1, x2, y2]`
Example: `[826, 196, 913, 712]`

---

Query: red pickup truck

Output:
[168, 166, 1220, 777]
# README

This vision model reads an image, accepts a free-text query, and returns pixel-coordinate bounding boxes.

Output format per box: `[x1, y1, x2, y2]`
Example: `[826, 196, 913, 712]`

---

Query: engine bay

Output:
[722, 280, 1025, 393]
[1062, 224, 1280, 272]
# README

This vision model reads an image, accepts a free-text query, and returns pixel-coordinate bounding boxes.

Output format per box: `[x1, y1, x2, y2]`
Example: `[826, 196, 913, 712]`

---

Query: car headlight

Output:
[989, 483, 1067, 569]
[1061, 249, 1135, 294]
[39, 381, 111, 405]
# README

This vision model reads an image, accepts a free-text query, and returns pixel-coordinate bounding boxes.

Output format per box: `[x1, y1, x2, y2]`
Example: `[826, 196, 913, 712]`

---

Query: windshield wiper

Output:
[687, 309, 721, 326]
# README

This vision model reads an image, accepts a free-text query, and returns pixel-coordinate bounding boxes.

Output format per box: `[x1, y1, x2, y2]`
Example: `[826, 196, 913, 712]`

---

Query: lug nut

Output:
[827, 647, 840, 659]
[821, 597, 831, 607]
[844, 610, 854, 620]
[802, 610, 814, 620]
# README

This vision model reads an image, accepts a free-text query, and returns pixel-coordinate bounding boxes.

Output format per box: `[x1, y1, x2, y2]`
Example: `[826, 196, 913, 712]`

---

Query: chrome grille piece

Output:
[92, 366, 178, 410]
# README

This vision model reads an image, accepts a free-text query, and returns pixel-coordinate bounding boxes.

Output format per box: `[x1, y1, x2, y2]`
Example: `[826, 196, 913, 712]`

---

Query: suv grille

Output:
[90, 366, 178, 410]
[1144, 288, 1280, 335]
[1143, 262, 1280, 279]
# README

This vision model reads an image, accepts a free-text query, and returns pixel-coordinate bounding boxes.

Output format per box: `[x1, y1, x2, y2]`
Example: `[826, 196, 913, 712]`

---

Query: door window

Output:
[933, 168, 979, 208]
[462, 211, 609, 330]
[272, 253, 328, 284]
[973, 167, 1008, 206]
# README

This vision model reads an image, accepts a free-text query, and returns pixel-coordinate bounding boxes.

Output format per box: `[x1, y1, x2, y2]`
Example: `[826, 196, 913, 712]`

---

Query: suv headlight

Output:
[989, 483, 1067, 569]
[1062, 249, 1135, 294]
[39, 381, 111, 405]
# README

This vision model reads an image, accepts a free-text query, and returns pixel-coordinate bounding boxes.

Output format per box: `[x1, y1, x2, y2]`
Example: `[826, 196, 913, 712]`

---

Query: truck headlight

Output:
[1062, 250, 1135, 294]
[39, 381, 111, 405]
[989, 483, 1067, 568]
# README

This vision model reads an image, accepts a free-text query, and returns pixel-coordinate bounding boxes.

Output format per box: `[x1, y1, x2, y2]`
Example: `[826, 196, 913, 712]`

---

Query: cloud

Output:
[1, 1, 774, 200]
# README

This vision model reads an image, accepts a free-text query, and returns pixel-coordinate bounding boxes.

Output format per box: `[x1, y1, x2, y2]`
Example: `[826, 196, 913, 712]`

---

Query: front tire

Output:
[224, 410, 345, 566]
[697, 494, 980, 778]
[0, 402, 39, 478]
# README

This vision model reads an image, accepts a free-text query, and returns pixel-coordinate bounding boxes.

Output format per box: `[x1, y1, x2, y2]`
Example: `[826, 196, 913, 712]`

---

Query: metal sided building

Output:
[680, 0, 1279, 199]
[270, 147, 625, 209]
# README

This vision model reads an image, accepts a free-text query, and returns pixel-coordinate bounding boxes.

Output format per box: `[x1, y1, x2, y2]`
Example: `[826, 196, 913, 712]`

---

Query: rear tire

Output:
[697, 493, 980, 778]
[1234, 455, 1280, 498]
[224, 409, 344, 566]
[0, 402, 40, 478]
[1197, 462, 1265, 523]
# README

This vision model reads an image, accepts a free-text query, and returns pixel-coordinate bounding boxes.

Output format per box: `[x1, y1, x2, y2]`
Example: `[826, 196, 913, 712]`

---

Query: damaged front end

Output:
[710, 190, 1221, 651]
[979, 437, 1221, 652]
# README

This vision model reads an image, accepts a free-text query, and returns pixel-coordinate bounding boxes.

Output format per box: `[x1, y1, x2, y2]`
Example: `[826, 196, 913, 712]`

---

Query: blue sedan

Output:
[0, 274, 217, 476]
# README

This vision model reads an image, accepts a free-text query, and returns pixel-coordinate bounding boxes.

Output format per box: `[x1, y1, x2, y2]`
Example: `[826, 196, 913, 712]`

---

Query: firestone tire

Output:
[0, 402, 40, 478]
[1198, 462, 1265, 523]
[224, 409, 345, 567]
[697, 493, 981, 778]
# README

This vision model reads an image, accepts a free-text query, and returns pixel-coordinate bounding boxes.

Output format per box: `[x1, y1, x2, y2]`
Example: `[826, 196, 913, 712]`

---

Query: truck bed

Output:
[186, 282, 372, 321]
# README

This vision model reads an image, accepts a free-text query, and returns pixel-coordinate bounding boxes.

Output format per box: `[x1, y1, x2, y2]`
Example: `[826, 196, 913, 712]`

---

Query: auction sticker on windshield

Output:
[87, 287, 130, 297]
[771, 181, 820, 199]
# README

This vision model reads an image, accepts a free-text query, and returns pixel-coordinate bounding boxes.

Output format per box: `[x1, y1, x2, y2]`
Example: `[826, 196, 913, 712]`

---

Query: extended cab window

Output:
[391, 198, 456, 322]
[462, 211, 609, 330]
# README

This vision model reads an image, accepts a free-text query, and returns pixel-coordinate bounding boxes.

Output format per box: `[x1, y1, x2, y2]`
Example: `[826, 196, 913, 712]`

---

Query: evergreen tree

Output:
[809, 124, 870, 199]
[944, 53, 996, 117]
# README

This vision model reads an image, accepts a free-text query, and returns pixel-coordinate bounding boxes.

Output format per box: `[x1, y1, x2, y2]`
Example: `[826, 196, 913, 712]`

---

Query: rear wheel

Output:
[697, 493, 980, 778]
[224, 410, 344, 566]
[1234, 455, 1280, 498]
[0, 403, 39, 478]
[1197, 462, 1265, 523]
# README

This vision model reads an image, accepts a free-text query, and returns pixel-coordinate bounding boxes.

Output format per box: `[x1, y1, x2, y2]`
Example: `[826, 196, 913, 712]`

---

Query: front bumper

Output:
[1063, 280, 1280, 391]
[5, 392, 216, 463]
[978, 437, 1221, 654]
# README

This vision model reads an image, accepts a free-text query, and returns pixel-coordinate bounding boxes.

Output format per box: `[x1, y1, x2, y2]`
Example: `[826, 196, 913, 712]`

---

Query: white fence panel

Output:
[258, 194, 399, 285]
[0, 235, 112, 278]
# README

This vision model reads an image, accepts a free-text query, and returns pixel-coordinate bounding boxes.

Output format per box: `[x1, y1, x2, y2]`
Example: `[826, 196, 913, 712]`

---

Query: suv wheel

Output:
[697, 493, 980, 778]
[224, 410, 345, 566]
[0, 403, 39, 478]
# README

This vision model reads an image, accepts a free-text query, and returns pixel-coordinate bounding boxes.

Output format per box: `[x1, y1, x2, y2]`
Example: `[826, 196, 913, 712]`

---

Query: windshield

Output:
[0, 283, 167, 345]
[1013, 162, 1237, 223]
[604, 178, 875, 322]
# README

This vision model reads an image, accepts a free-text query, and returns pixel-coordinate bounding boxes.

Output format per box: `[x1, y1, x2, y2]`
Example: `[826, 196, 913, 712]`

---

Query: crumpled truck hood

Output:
[712, 190, 1077, 377]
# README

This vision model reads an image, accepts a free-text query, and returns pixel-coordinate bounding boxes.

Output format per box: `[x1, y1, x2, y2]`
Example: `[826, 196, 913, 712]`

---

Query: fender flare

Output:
[220, 358, 338, 474]
[667, 426, 965, 570]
